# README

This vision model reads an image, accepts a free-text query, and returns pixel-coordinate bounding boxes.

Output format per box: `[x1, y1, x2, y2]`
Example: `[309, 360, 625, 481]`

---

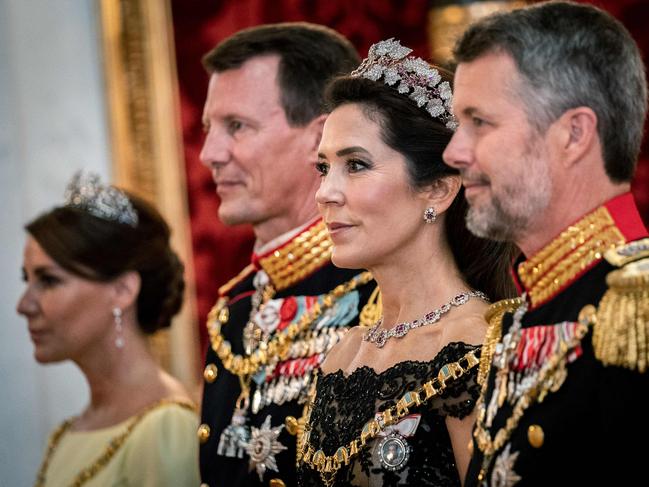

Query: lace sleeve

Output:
[426, 342, 481, 419]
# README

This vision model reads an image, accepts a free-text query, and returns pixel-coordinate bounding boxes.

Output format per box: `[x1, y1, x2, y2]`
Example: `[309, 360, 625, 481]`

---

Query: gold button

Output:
[203, 363, 218, 383]
[527, 424, 544, 448]
[467, 439, 473, 454]
[197, 423, 211, 443]
[285, 416, 299, 436]
[269, 479, 286, 487]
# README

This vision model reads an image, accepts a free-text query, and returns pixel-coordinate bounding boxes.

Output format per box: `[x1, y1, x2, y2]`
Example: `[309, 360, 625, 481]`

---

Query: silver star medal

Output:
[242, 415, 287, 481]
[490, 444, 522, 487]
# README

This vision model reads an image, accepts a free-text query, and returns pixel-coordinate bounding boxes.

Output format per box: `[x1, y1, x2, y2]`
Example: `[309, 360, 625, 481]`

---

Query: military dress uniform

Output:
[199, 219, 376, 487]
[466, 193, 649, 486]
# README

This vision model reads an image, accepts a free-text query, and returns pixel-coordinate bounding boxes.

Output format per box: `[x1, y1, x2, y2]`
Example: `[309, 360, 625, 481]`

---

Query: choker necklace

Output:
[363, 291, 489, 348]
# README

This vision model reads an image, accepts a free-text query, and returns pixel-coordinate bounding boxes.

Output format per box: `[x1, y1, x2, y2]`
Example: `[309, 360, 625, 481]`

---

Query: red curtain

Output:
[171, 0, 649, 355]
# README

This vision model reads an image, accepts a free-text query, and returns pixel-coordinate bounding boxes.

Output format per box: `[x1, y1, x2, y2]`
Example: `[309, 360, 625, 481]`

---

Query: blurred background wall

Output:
[1, 1, 647, 485]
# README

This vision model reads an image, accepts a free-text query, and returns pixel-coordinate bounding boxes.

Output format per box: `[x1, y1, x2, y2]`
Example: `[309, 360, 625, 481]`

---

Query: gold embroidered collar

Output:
[516, 193, 647, 308]
[216, 219, 332, 297]
[254, 219, 332, 292]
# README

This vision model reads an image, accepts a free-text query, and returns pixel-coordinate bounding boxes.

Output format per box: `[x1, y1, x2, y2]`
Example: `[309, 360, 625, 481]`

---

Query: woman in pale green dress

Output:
[17, 172, 200, 487]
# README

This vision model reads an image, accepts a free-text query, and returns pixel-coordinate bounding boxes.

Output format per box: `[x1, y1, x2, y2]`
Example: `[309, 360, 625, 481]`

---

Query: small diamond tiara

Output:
[64, 171, 138, 227]
[351, 38, 457, 130]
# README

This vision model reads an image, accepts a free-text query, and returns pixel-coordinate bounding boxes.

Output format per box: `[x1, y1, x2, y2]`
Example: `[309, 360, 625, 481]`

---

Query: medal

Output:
[242, 415, 288, 481]
[217, 404, 250, 458]
[217, 390, 251, 459]
[375, 432, 411, 472]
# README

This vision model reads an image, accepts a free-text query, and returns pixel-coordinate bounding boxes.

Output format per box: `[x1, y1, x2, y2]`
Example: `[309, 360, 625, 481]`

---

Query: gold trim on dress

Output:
[298, 349, 480, 487]
[517, 207, 625, 307]
[35, 399, 196, 487]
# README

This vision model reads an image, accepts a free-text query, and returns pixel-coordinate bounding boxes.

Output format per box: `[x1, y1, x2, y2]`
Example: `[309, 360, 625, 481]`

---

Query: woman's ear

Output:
[420, 174, 462, 214]
[111, 271, 141, 310]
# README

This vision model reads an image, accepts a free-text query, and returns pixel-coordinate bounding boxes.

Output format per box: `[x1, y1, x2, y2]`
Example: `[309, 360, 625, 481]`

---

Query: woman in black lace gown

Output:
[296, 39, 517, 486]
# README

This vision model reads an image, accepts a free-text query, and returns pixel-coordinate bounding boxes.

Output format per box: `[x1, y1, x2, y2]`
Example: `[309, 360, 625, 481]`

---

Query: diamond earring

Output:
[113, 307, 124, 349]
[423, 207, 437, 224]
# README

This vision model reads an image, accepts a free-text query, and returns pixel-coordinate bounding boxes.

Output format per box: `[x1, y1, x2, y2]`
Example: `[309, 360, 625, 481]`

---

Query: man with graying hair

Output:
[197, 22, 376, 487]
[443, 2, 649, 485]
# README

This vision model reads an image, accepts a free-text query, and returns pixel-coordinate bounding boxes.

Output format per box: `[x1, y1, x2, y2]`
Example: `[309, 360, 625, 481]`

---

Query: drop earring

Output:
[113, 307, 124, 349]
[423, 207, 437, 224]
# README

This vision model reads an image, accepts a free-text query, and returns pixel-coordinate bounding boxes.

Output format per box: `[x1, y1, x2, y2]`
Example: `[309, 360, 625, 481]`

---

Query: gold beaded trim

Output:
[207, 272, 374, 379]
[298, 349, 480, 486]
[257, 220, 333, 291]
[517, 207, 624, 307]
[34, 399, 196, 487]
[473, 324, 587, 481]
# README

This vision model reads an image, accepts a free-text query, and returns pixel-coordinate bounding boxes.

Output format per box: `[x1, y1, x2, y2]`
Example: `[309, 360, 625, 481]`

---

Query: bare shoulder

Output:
[441, 301, 489, 347]
[320, 326, 365, 374]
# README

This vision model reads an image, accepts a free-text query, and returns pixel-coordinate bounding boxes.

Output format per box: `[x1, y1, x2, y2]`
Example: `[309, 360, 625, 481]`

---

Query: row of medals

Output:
[217, 296, 347, 460]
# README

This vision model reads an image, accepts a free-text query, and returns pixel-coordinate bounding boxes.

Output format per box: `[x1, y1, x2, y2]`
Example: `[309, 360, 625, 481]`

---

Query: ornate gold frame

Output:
[99, 0, 200, 392]
[428, 0, 527, 63]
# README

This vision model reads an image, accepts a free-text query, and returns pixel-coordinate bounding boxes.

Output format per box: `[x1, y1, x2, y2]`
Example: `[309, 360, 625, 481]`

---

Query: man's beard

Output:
[464, 157, 552, 243]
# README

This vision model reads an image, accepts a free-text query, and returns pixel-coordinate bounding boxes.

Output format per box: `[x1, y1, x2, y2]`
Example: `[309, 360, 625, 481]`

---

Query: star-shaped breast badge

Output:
[242, 415, 287, 481]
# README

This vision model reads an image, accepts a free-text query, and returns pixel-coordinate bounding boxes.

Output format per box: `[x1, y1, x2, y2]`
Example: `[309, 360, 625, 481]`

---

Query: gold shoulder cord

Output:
[589, 241, 649, 372]
[358, 285, 382, 328]
[34, 399, 196, 487]
[297, 349, 480, 487]
[207, 271, 374, 382]
[478, 298, 524, 385]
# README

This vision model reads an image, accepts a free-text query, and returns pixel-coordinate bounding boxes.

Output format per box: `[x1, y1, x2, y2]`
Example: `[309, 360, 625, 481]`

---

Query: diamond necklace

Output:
[363, 290, 489, 348]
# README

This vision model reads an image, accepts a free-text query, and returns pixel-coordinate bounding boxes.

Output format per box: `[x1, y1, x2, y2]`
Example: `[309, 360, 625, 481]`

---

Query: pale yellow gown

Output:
[37, 400, 200, 487]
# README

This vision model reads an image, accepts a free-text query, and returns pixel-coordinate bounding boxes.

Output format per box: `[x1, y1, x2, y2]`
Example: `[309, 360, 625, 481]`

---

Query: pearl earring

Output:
[113, 307, 124, 349]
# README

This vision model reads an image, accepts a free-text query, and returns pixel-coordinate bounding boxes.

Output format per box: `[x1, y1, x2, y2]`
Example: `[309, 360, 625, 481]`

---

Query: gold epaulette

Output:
[478, 298, 524, 385]
[589, 239, 649, 372]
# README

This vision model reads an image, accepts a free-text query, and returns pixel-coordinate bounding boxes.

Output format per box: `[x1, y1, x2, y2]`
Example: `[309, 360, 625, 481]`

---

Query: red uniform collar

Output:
[514, 193, 647, 309]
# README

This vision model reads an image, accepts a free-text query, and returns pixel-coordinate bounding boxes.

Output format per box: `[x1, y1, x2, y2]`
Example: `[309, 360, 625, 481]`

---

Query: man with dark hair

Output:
[443, 1, 649, 485]
[197, 23, 375, 486]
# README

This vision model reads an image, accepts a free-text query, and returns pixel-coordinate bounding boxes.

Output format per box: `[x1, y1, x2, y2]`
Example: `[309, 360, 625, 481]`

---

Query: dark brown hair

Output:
[26, 192, 185, 334]
[325, 74, 518, 301]
[202, 22, 360, 127]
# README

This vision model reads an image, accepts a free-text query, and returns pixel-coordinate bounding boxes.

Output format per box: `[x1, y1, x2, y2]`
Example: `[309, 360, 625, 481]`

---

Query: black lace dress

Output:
[297, 342, 481, 486]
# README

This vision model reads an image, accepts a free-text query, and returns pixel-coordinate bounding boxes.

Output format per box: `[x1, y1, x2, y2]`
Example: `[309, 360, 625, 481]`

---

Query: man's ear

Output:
[305, 113, 329, 158]
[111, 271, 141, 311]
[554, 107, 598, 168]
[420, 174, 462, 214]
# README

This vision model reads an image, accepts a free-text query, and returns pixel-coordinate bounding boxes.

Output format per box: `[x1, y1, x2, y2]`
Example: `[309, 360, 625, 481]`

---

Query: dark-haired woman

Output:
[17, 172, 200, 486]
[296, 40, 517, 486]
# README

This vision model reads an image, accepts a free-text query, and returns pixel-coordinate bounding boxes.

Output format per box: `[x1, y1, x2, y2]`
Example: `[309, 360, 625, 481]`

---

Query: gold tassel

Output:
[592, 258, 649, 372]
[478, 298, 524, 385]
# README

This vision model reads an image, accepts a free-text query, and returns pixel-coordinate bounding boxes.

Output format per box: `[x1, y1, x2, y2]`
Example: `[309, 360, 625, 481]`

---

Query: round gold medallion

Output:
[527, 424, 544, 448]
[203, 363, 218, 383]
[269, 479, 286, 487]
[197, 423, 211, 443]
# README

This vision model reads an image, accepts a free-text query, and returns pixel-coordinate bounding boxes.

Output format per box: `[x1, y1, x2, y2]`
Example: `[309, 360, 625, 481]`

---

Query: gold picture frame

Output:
[99, 0, 200, 393]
